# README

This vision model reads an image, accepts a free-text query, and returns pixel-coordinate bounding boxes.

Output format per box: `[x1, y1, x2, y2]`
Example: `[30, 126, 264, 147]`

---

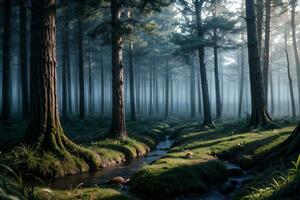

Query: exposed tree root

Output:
[28, 127, 101, 175]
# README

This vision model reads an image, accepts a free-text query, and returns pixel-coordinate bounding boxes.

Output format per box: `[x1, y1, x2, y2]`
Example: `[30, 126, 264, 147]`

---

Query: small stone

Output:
[106, 176, 129, 185]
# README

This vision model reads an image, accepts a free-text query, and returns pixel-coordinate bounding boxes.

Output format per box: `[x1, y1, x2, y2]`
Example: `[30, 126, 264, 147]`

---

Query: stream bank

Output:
[43, 136, 174, 189]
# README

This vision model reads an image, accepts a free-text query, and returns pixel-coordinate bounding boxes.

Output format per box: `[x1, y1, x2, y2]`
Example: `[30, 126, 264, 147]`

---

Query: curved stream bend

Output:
[44, 136, 174, 190]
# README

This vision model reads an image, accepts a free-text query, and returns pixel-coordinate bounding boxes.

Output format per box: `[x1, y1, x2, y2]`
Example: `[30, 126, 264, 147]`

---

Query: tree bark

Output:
[195, 0, 213, 126]
[256, 0, 264, 54]
[1, 0, 11, 122]
[285, 25, 296, 119]
[129, 42, 136, 121]
[110, 0, 127, 139]
[245, 0, 272, 127]
[26, 0, 100, 169]
[262, 0, 271, 104]
[291, 2, 300, 114]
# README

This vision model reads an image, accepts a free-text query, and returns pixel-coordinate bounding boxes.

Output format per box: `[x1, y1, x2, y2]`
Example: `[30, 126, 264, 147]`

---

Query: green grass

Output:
[240, 155, 300, 200]
[0, 119, 170, 178]
[130, 120, 297, 197]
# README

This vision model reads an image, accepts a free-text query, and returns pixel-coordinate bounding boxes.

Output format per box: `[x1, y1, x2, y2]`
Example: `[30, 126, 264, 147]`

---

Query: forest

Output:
[0, 0, 300, 199]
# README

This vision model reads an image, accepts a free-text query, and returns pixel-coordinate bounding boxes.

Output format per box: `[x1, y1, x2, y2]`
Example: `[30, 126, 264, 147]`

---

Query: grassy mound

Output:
[130, 120, 297, 197]
[130, 159, 227, 196]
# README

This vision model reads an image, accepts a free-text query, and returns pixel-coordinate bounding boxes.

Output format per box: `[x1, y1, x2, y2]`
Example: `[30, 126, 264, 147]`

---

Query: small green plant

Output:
[0, 163, 37, 200]
[242, 154, 300, 200]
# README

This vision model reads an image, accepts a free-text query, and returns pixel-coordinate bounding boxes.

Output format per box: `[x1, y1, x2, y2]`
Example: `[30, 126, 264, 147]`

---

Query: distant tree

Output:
[1, 0, 11, 122]
[262, 0, 271, 104]
[19, 0, 29, 119]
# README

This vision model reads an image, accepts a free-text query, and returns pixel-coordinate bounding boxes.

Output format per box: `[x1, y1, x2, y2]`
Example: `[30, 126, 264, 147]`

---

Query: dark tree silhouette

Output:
[1, 0, 11, 122]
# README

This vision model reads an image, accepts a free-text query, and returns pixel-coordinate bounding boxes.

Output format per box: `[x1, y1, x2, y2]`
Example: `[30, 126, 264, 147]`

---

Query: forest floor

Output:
[1, 118, 300, 200]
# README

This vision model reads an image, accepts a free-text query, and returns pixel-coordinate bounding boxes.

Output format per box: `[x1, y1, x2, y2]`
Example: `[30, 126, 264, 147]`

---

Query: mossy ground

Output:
[0, 118, 169, 178]
[1, 118, 300, 200]
[130, 119, 299, 199]
[35, 187, 132, 200]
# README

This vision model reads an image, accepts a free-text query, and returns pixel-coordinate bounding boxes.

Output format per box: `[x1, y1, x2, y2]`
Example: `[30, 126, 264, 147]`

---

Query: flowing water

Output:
[35, 136, 256, 200]
[42, 137, 174, 190]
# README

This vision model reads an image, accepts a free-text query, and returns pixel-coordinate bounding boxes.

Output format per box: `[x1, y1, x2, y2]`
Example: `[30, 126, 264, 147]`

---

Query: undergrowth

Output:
[241, 154, 300, 200]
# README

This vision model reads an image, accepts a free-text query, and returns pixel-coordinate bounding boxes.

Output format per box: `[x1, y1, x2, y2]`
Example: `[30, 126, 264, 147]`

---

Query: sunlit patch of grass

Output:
[130, 120, 297, 197]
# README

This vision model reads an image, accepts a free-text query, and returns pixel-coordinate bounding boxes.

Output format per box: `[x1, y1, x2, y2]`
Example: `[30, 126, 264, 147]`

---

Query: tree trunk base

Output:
[249, 111, 273, 129]
[30, 128, 101, 174]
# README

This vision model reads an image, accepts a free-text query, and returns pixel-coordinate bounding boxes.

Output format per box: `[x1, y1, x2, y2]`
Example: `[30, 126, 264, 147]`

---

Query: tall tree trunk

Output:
[61, 13, 68, 119]
[154, 65, 159, 113]
[270, 69, 274, 115]
[101, 46, 105, 115]
[88, 42, 93, 115]
[26, 0, 100, 169]
[195, 0, 213, 126]
[165, 60, 169, 119]
[149, 65, 154, 116]
[262, 0, 271, 104]
[78, 19, 85, 119]
[65, 12, 71, 116]
[213, 3, 221, 120]
[197, 70, 202, 115]
[110, 0, 127, 139]
[291, 2, 300, 114]
[129, 42, 136, 121]
[256, 0, 264, 54]
[238, 33, 245, 118]
[1, 0, 11, 122]
[190, 57, 196, 118]
[246, 0, 272, 127]
[285, 25, 296, 119]
[19, 0, 29, 119]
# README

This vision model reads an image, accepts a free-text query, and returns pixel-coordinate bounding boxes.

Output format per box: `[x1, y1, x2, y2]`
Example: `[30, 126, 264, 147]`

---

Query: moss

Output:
[130, 159, 228, 196]
[35, 187, 132, 200]
[130, 120, 297, 197]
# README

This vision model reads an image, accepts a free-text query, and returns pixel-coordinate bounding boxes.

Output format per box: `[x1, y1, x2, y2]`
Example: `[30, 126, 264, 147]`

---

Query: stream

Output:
[43, 136, 174, 190]
[39, 135, 255, 200]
